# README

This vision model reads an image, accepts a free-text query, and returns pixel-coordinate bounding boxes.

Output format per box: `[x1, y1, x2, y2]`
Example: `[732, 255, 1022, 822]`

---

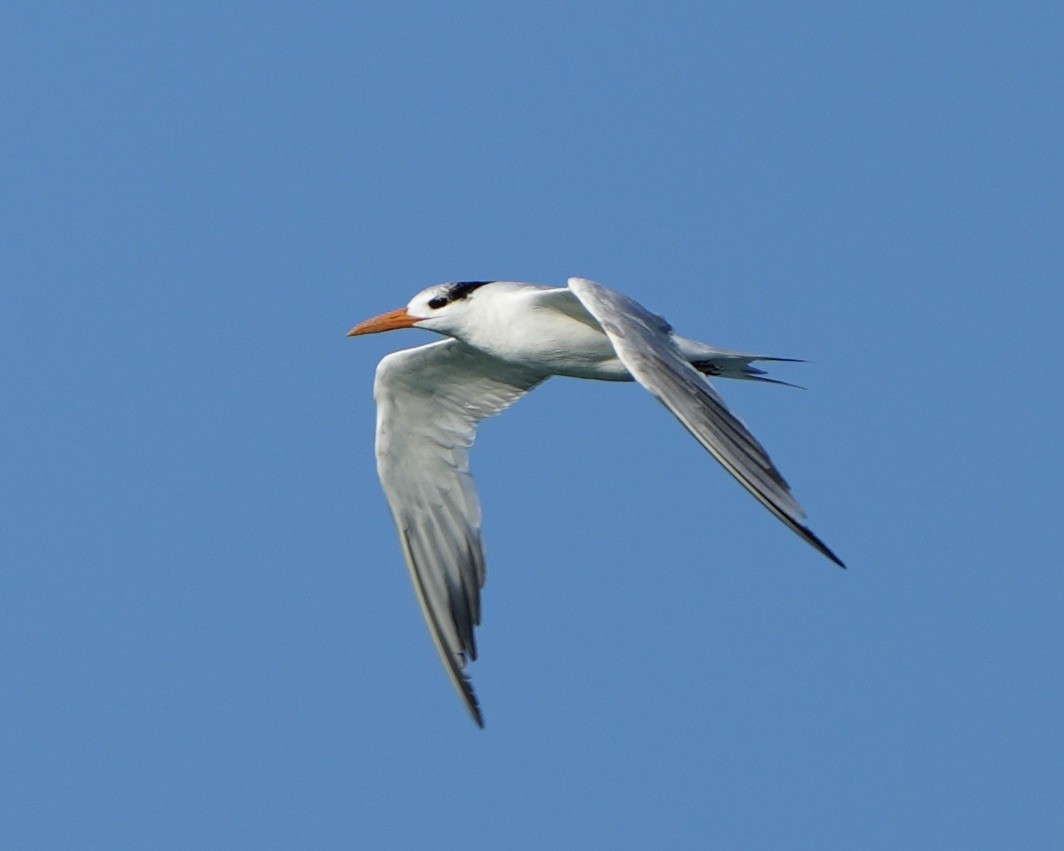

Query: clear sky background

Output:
[3, 2, 1061, 848]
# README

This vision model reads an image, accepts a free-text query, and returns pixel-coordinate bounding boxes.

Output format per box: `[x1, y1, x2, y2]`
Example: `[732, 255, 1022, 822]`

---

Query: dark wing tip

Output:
[459, 675, 485, 727]
[798, 522, 846, 569]
[400, 528, 488, 727]
[441, 645, 485, 727]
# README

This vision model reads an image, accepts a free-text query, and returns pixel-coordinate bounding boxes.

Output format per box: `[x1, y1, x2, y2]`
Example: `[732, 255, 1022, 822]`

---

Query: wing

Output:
[373, 338, 546, 726]
[566, 277, 844, 568]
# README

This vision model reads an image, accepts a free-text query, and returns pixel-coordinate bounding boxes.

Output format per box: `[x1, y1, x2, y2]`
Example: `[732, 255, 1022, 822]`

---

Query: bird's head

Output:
[347, 281, 494, 338]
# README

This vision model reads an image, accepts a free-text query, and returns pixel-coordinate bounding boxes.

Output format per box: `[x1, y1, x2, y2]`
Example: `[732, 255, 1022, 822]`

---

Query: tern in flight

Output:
[349, 277, 844, 726]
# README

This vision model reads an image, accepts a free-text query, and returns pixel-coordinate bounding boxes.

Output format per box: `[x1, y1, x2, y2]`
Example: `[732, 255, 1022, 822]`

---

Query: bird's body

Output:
[349, 277, 843, 726]
[402, 282, 629, 379]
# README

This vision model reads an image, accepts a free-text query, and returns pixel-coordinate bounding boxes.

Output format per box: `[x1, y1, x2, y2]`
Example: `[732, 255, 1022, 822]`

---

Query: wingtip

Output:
[820, 538, 847, 570]
[790, 518, 846, 569]
[816, 541, 847, 570]
[455, 668, 485, 727]
[465, 687, 485, 728]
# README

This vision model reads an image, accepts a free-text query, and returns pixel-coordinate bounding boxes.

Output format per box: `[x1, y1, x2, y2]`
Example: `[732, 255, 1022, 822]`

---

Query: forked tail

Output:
[675, 338, 806, 388]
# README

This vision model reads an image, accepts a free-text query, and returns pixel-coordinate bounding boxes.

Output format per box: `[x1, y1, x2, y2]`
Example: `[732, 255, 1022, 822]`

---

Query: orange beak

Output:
[347, 307, 418, 337]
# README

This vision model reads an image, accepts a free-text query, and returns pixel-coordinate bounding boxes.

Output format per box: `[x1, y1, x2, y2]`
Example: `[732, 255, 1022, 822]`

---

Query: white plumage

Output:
[349, 277, 843, 726]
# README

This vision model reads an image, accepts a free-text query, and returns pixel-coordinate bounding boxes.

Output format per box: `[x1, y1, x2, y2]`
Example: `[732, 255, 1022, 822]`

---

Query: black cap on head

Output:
[446, 281, 493, 301]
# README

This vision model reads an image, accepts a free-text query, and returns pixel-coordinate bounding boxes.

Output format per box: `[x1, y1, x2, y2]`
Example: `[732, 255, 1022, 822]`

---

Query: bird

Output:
[348, 277, 844, 726]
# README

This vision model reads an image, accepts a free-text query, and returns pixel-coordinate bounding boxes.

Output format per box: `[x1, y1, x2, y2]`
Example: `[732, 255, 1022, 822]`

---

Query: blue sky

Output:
[3, 2, 1062, 847]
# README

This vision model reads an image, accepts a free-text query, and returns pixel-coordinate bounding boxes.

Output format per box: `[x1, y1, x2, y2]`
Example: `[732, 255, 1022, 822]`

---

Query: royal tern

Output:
[349, 277, 843, 726]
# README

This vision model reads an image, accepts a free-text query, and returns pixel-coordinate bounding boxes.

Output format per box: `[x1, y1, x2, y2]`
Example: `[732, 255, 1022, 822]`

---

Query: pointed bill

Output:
[348, 307, 417, 336]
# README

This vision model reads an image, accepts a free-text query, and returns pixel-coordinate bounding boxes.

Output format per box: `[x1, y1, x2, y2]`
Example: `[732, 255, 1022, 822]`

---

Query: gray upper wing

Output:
[373, 339, 547, 726]
[566, 277, 844, 568]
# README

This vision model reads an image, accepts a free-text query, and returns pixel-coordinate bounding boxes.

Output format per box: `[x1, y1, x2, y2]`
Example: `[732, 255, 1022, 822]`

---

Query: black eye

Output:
[427, 296, 448, 310]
